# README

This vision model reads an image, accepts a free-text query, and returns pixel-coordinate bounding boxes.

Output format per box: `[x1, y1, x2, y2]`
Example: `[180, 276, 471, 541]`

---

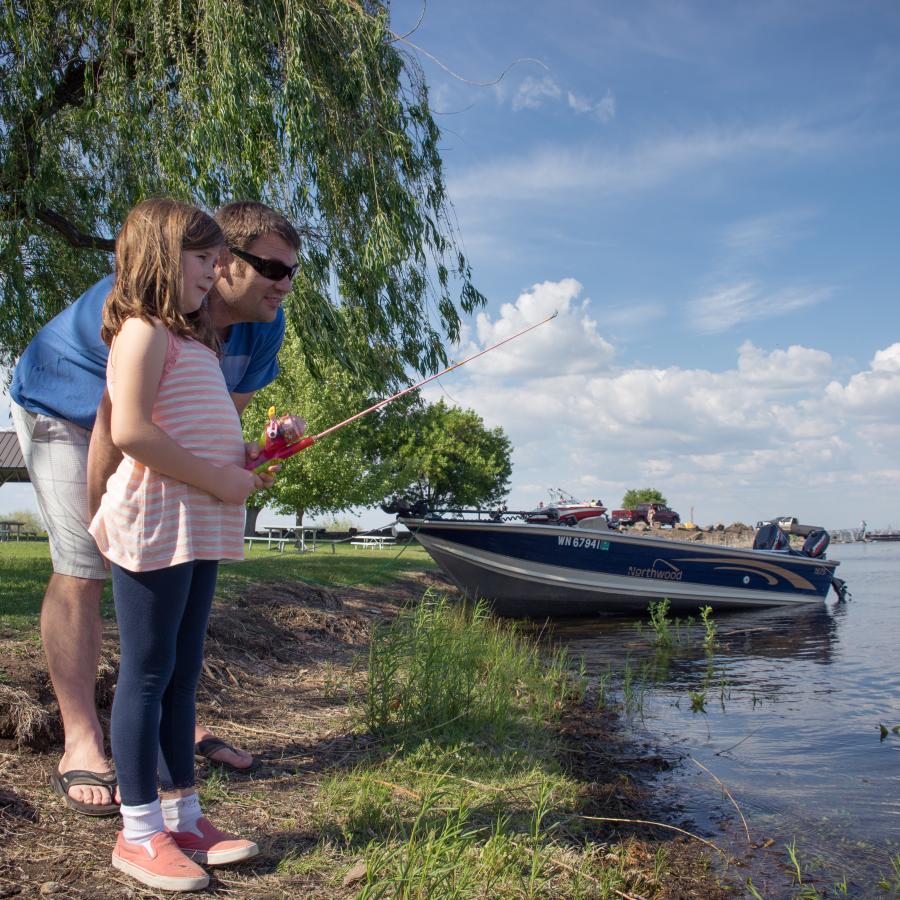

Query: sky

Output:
[2, 1, 900, 532]
[401, 0, 900, 531]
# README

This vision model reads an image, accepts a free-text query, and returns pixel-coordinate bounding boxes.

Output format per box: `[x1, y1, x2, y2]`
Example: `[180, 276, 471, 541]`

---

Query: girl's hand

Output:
[256, 464, 280, 489]
[214, 464, 269, 504]
[243, 440, 262, 468]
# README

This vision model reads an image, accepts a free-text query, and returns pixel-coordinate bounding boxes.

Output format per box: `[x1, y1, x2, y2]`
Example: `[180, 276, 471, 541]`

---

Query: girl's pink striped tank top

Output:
[90, 329, 246, 571]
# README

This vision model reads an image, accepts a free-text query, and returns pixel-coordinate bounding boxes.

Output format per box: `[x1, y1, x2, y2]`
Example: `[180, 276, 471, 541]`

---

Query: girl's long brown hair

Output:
[101, 198, 223, 352]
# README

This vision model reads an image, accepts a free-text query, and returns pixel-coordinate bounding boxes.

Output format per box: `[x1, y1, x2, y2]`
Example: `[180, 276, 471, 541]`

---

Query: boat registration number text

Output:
[557, 536, 610, 551]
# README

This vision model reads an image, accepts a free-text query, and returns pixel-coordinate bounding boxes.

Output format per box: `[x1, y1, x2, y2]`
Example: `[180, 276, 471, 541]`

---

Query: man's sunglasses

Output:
[229, 246, 299, 282]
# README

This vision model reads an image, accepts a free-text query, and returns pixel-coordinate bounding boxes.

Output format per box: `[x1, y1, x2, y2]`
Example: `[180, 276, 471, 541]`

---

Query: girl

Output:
[90, 199, 269, 891]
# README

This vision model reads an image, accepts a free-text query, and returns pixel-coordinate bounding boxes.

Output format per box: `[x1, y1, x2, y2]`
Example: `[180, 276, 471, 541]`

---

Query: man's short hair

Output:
[215, 202, 301, 253]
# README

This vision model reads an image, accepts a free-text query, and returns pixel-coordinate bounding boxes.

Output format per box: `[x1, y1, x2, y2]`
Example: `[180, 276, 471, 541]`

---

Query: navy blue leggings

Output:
[110, 560, 218, 805]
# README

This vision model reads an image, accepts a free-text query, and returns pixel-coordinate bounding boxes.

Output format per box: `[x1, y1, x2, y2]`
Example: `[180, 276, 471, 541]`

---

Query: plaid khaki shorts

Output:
[11, 403, 107, 580]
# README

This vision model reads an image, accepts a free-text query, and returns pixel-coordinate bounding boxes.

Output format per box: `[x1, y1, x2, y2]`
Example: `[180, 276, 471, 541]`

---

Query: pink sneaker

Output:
[112, 831, 209, 891]
[167, 817, 259, 866]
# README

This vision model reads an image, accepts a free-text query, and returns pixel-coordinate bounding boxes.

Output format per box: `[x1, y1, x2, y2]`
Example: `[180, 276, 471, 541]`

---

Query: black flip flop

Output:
[50, 767, 119, 817]
[195, 737, 258, 772]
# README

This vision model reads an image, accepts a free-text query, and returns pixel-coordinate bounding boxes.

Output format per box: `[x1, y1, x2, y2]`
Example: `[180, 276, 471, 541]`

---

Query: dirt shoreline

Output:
[0, 571, 738, 897]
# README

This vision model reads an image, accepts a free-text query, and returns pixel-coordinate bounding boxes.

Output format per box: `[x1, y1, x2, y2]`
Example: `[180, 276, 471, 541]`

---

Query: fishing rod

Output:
[249, 310, 558, 472]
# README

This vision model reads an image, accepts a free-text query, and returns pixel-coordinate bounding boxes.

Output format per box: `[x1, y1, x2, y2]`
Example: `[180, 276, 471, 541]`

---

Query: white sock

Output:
[120, 799, 165, 848]
[161, 792, 203, 836]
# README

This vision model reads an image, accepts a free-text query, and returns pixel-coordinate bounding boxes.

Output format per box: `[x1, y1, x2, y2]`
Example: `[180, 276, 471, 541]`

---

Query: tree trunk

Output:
[244, 505, 262, 536]
[295, 508, 305, 527]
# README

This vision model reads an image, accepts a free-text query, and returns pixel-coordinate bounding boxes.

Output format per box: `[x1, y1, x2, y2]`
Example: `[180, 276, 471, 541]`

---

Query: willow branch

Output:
[394, 36, 548, 86]
[34, 208, 115, 252]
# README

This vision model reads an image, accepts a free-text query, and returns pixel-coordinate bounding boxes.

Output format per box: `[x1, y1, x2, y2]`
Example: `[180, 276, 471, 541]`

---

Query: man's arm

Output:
[231, 391, 254, 417]
[87, 389, 123, 518]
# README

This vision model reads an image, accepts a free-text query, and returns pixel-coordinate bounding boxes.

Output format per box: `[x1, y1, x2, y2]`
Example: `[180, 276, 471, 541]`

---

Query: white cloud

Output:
[422, 287, 900, 525]
[567, 89, 616, 123]
[449, 121, 842, 203]
[825, 343, 900, 416]
[721, 210, 817, 261]
[510, 77, 616, 124]
[735, 340, 833, 388]
[686, 281, 832, 334]
[871, 343, 900, 373]
[512, 76, 561, 111]
[447, 278, 615, 379]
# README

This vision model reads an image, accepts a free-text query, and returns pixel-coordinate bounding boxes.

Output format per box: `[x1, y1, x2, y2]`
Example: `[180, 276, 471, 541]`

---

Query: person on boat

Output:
[9, 200, 301, 815]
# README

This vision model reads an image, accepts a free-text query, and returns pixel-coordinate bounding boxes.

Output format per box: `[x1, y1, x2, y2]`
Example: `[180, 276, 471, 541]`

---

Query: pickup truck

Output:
[609, 503, 681, 527]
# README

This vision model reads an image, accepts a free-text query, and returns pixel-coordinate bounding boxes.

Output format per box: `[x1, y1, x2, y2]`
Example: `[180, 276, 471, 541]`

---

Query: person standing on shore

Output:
[90, 198, 262, 890]
[10, 200, 301, 815]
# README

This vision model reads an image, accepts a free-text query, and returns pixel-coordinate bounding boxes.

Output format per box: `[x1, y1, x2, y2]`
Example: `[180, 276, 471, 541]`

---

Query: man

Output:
[10, 201, 301, 814]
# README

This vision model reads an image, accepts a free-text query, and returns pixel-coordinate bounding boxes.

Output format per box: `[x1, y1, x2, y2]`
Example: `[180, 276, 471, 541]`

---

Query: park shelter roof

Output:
[0, 429, 28, 485]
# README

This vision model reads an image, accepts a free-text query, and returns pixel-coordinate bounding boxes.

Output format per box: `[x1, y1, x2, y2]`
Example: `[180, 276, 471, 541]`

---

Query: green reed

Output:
[699, 605, 717, 650]
[648, 598, 673, 647]
[786, 836, 804, 885]
[878, 854, 900, 892]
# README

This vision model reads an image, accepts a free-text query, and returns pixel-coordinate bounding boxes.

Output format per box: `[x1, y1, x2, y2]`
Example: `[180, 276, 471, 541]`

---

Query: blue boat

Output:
[398, 514, 844, 617]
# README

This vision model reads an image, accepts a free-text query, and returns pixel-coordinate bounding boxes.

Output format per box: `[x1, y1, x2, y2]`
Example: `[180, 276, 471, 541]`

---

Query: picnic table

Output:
[350, 534, 396, 550]
[0, 520, 24, 542]
[246, 525, 320, 553]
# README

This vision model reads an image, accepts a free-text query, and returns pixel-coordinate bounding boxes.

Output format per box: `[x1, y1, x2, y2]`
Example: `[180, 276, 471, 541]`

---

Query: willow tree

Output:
[0, 1, 484, 378]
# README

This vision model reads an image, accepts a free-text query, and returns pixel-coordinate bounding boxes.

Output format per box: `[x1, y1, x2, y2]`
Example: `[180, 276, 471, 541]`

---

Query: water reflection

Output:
[546, 598, 842, 684]
[541, 544, 900, 896]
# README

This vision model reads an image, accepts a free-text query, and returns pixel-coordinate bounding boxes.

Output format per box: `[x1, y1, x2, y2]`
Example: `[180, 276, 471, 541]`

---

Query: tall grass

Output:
[309, 592, 658, 897]
[365, 591, 576, 740]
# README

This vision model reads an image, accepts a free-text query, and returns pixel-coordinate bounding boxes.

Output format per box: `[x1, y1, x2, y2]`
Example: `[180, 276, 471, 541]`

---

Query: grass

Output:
[0, 541, 115, 632]
[0, 539, 438, 636]
[878, 853, 900, 892]
[0, 543, 732, 896]
[301, 594, 664, 898]
[365, 592, 579, 738]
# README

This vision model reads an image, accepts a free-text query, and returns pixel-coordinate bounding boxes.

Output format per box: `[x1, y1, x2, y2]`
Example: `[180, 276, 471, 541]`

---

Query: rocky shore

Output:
[619, 521, 758, 548]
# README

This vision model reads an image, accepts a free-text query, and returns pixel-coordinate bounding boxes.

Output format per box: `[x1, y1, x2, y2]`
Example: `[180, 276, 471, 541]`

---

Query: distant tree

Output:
[3, 509, 45, 535]
[394, 401, 513, 509]
[0, 1, 484, 378]
[621, 488, 668, 509]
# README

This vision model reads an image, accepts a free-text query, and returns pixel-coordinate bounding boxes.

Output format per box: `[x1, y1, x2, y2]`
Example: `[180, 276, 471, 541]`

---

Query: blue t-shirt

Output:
[11, 276, 285, 430]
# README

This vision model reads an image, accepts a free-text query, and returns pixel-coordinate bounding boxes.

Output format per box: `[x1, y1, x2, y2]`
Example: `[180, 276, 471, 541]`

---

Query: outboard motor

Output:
[831, 576, 850, 602]
[381, 495, 429, 518]
[801, 529, 830, 559]
[753, 522, 791, 552]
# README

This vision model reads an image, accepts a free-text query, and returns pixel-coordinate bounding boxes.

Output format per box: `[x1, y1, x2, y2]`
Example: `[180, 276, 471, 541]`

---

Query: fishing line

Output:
[250, 311, 559, 471]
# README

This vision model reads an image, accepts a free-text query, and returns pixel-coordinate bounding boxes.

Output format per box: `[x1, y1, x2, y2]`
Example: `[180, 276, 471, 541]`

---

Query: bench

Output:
[244, 536, 287, 553]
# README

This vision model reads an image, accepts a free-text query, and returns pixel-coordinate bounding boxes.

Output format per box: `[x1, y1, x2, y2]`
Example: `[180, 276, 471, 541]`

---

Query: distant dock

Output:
[831, 529, 900, 543]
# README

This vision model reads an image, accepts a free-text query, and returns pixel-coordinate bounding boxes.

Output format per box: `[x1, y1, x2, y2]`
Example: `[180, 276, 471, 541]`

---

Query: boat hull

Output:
[401, 518, 838, 617]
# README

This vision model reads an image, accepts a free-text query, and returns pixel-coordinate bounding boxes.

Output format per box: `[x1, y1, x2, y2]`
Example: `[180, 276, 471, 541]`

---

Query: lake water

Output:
[547, 541, 900, 897]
